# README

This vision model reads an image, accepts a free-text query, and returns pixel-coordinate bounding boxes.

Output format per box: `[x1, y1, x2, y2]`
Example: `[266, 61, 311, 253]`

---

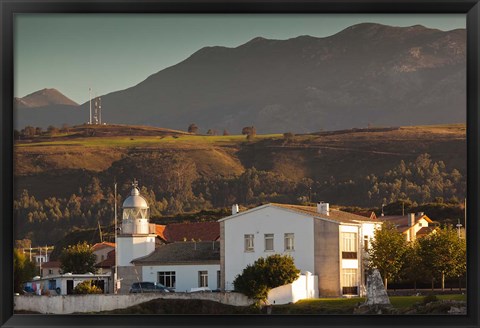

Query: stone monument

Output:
[354, 269, 394, 314]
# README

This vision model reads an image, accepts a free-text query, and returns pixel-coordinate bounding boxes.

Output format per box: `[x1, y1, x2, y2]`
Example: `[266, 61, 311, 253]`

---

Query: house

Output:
[96, 249, 115, 275]
[218, 202, 381, 297]
[40, 261, 62, 277]
[131, 241, 221, 292]
[91, 242, 115, 265]
[378, 212, 435, 241]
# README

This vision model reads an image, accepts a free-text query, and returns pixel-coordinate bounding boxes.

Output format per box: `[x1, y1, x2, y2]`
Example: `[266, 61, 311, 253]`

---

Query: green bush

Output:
[233, 254, 300, 301]
[73, 280, 103, 294]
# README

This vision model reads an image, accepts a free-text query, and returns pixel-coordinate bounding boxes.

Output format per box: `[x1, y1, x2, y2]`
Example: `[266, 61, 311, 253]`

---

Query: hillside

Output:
[14, 123, 465, 199]
[13, 123, 466, 246]
[14, 23, 466, 132]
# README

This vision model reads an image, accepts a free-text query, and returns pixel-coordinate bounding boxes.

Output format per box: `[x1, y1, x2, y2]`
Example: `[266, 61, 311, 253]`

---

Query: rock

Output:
[448, 306, 466, 315]
[365, 269, 391, 306]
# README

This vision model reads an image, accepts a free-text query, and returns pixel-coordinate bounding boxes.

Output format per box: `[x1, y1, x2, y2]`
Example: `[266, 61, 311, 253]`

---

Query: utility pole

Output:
[114, 181, 118, 294]
[89, 88, 92, 124]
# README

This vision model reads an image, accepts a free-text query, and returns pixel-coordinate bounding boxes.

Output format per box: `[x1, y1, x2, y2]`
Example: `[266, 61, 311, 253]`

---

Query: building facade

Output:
[219, 202, 381, 297]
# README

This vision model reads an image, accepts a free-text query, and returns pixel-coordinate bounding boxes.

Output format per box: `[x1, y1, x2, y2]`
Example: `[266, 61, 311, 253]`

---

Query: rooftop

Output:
[157, 221, 220, 242]
[132, 241, 220, 265]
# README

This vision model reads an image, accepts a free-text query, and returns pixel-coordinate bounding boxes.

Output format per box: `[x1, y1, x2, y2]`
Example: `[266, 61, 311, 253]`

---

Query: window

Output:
[264, 234, 274, 251]
[244, 234, 254, 252]
[342, 269, 358, 295]
[363, 235, 369, 251]
[48, 269, 53, 275]
[199, 271, 208, 287]
[284, 233, 295, 251]
[217, 270, 221, 289]
[48, 279, 56, 290]
[158, 271, 176, 288]
[342, 232, 357, 259]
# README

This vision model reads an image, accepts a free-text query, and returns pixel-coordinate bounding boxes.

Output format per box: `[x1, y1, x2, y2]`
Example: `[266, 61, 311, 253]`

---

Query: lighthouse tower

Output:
[117, 180, 156, 292]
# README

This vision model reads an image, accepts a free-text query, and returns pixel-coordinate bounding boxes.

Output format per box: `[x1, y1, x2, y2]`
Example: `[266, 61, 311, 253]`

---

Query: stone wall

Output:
[14, 292, 253, 314]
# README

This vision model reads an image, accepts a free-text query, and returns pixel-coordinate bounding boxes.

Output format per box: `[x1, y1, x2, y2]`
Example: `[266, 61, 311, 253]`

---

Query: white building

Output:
[116, 181, 157, 293]
[218, 202, 381, 297]
[27, 273, 111, 295]
[132, 241, 221, 292]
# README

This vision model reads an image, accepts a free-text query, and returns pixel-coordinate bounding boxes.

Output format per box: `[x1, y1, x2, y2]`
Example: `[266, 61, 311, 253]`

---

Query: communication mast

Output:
[92, 94, 102, 125]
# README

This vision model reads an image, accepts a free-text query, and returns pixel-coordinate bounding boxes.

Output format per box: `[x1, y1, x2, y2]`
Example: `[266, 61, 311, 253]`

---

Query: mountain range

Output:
[14, 23, 466, 133]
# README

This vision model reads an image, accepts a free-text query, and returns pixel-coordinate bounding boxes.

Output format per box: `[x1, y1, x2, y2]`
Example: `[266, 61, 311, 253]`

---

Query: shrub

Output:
[73, 280, 103, 294]
[233, 254, 300, 301]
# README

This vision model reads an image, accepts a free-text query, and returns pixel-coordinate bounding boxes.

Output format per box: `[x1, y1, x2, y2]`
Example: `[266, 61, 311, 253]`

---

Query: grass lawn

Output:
[272, 294, 466, 314]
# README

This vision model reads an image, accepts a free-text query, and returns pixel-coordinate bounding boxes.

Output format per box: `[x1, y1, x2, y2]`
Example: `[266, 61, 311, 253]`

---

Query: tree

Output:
[47, 125, 59, 135]
[223, 129, 230, 136]
[188, 123, 199, 134]
[233, 254, 300, 301]
[417, 226, 466, 290]
[241, 126, 256, 136]
[59, 242, 96, 274]
[399, 241, 424, 291]
[13, 248, 36, 293]
[368, 223, 408, 289]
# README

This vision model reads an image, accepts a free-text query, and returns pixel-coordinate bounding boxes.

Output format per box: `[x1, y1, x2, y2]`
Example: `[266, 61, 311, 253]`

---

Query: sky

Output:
[14, 14, 465, 104]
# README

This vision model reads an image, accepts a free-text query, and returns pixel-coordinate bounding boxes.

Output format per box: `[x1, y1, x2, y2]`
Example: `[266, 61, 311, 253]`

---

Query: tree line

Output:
[369, 224, 466, 290]
[14, 153, 465, 246]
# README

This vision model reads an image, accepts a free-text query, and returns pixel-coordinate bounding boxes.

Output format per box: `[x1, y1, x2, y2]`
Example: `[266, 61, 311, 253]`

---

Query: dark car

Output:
[22, 286, 35, 295]
[129, 282, 174, 293]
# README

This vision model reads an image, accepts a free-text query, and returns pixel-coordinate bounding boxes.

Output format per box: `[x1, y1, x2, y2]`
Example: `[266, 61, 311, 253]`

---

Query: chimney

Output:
[417, 212, 424, 218]
[317, 202, 329, 216]
[408, 213, 415, 227]
[232, 204, 239, 215]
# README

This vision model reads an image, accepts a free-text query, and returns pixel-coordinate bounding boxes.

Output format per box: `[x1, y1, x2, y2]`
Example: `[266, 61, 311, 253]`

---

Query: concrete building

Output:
[40, 261, 62, 278]
[218, 202, 381, 297]
[27, 273, 111, 295]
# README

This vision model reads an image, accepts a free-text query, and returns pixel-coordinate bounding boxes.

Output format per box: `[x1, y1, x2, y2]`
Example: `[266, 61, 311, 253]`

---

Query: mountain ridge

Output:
[15, 23, 466, 132]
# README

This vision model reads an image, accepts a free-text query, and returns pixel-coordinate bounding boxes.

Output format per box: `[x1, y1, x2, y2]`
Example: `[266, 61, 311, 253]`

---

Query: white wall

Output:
[223, 205, 315, 290]
[267, 272, 318, 305]
[117, 235, 156, 266]
[141, 264, 220, 292]
[14, 292, 253, 314]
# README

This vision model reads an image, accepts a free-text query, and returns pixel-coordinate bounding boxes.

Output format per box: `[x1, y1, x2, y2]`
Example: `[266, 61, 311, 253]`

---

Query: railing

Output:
[342, 251, 357, 259]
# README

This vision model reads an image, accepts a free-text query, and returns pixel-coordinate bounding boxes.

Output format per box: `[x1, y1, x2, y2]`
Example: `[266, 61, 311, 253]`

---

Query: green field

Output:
[15, 134, 283, 148]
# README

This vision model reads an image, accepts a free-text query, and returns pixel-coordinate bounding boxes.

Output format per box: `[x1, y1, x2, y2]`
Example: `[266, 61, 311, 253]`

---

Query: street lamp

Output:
[456, 218, 463, 238]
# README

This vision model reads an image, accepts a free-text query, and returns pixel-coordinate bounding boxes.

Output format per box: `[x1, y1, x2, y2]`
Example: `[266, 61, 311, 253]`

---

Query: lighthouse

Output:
[116, 180, 156, 292]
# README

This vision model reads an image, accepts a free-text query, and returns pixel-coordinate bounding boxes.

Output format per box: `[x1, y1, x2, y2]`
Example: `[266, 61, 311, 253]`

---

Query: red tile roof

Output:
[378, 214, 433, 233]
[270, 203, 378, 224]
[91, 242, 115, 251]
[155, 225, 167, 241]
[160, 222, 220, 242]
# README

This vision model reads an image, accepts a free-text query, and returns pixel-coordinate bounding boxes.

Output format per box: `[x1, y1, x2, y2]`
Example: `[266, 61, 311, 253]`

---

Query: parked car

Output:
[129, 282, 174, 293]
[189, 287, 212, 293]
[22, 286, 35, 295]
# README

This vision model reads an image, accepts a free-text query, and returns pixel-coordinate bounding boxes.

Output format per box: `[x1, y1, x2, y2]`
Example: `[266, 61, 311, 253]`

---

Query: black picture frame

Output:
[1, 0, 479, 327]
